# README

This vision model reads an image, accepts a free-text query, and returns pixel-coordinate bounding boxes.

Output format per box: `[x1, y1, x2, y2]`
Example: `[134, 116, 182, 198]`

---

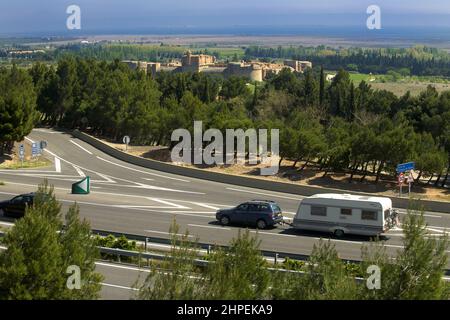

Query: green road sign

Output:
[72, 176, 90, 194]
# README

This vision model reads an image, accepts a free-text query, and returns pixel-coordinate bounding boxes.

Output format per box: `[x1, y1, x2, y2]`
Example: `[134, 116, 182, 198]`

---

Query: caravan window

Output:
[362, 210, 378, 221]
[341, 208, 352, 216]
[311, 206, 327, 216]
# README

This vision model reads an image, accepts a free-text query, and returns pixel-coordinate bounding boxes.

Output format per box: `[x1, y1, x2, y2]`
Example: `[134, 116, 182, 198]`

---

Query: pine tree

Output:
[0, 182, 103, 299]
[319, 65, 325, 106]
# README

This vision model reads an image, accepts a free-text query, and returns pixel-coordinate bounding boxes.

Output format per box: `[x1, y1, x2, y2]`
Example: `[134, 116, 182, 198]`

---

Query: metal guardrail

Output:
[91, 229, 333, 264]
[2, 229, 450, 277]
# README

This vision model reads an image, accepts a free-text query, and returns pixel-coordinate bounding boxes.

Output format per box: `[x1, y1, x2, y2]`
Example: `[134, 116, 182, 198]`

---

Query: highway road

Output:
[1, 128, 450, 299]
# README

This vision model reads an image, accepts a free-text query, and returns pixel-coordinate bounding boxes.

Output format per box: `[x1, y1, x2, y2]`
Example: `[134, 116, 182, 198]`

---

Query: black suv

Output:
[0, 193, 35, 218]
[216, 200, 284, 229]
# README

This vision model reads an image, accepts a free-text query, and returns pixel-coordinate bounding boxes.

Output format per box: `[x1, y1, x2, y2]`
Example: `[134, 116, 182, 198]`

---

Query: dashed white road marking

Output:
[226, 187, 303, 201]
[188, 224, 231, 231]
[70, 140, 93, 155]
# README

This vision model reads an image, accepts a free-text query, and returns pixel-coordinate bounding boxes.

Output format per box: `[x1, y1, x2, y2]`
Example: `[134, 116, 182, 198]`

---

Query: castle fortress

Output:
[123, 51, 312, 82]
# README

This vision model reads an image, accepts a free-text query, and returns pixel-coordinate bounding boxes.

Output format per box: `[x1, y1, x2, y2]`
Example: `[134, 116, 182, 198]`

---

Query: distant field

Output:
[370, 82, 450, 96]
[347, 72, 450, 96]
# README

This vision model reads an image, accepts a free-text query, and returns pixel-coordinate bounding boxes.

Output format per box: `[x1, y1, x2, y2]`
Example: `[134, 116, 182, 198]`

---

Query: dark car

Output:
[0, 193, 36, 218]
[216, 200, 284, 229]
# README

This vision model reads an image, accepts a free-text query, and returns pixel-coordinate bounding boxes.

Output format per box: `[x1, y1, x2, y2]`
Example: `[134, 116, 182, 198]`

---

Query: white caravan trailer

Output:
[293, 194, 398, 237]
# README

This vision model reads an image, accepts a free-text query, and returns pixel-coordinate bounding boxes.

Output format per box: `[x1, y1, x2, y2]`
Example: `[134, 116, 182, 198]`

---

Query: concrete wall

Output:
[72, 130, 450, 214]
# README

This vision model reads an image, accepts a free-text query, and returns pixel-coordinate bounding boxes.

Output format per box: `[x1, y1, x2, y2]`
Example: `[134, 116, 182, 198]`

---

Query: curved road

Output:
[1, 128, 449, 257]
[1, 128, 450, 298]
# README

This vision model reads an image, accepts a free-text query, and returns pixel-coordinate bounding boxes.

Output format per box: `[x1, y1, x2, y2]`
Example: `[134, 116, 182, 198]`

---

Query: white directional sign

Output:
[123, 136, 130, 151]
[19, 144, 25, 161]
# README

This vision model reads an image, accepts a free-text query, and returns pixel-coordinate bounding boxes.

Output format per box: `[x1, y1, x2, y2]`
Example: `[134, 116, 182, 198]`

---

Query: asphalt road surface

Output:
[1, 128, 449, 299]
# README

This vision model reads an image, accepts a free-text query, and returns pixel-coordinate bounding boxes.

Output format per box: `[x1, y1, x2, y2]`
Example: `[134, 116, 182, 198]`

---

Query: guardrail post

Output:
[117, 253, 121, 263]
[274, 253, 279, 266]
[145, 238, 149, 266]
[207, 245, 211, 255]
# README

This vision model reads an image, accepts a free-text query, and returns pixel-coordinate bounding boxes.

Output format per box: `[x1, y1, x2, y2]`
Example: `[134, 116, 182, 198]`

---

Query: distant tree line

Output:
[245, 45, 450, 77]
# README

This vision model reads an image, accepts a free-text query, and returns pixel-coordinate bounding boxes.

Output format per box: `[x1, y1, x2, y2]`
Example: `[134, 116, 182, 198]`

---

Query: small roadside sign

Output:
[407, 170, 414, 196]
[396, 162, 415, 173]
[31, 142, 39, 157]
[398, 173, 405, 197]
[123, 136, 130, 151]
[40, 140, 48, 150]
[19, 144, 25, 160]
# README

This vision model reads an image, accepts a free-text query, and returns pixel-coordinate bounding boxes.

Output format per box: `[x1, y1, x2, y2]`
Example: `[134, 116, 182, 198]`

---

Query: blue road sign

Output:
[31, 142, 41, 157]
[396, 162, 415, 173]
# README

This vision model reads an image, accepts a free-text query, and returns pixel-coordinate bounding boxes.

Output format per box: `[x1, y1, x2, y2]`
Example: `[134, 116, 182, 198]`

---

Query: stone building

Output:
[223, 62, 263, 82]
[180, 50, 216, 73]
[284, 60, 313, 73]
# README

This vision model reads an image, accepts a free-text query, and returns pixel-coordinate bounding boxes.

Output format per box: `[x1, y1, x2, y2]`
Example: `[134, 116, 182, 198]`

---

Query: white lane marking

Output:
[141, 178, 155, 182]
[226, 187, 303, 201]
[96, 156, 190, 182]
[396, 210, 442, 218]
[100, 283, 139, 291]
[95, 261, 150, 273]
[0, 191, 21, 196]
[427, 227, 449, 234]
[96, 172, 116, 183]
[192, 203, 220, 210]
[73, 165, 86, 177]
[32, 129, 60, 134]
[147, 197, 190, 209]
[161, 211, 216, 214]
[188, 224, 231, 231]
[0, 169, 57, 173]
[54, 157, 61, 173]
[70, 140, 93, 155]
[2, 181, 71, 192]
[144, 230, 194, 238]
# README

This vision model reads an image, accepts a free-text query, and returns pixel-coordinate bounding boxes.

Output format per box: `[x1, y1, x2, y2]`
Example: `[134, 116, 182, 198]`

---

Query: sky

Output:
[1, 0, 450, 36]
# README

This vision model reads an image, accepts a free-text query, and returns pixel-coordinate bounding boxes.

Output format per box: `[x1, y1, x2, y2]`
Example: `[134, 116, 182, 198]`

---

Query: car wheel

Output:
[257, 219, 267, 229]
[220, 216, 230, 226]
[334, 229, 345, 238]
